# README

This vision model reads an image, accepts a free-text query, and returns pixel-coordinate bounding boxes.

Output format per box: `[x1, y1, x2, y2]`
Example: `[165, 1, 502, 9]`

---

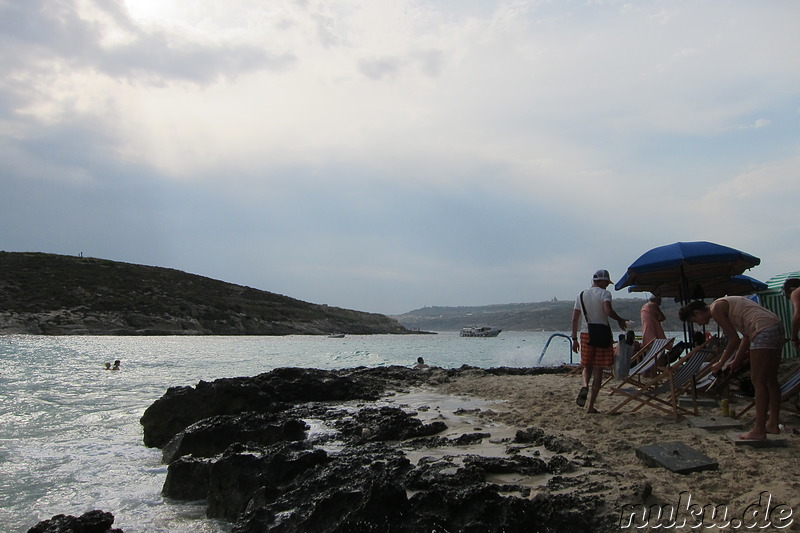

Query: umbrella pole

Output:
[679, 268, 693, 346]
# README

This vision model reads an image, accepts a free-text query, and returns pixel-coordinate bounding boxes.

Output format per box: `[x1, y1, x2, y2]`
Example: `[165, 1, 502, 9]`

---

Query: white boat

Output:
[460, 326, 501, 337]
[327, 333, 345, 338]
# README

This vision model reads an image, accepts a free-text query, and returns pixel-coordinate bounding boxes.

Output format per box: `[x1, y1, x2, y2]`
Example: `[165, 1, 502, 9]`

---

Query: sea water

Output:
[0, 331, 574, 532]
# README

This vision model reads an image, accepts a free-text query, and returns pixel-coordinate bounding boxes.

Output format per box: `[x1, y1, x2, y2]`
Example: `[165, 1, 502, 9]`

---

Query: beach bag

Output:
[614, 333, 632, 378]
[580, 291, 614, 348]
[587, 323, 613, 348]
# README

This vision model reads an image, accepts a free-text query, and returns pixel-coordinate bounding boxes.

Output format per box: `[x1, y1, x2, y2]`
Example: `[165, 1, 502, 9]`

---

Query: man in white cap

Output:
[571, 269, 628, 413]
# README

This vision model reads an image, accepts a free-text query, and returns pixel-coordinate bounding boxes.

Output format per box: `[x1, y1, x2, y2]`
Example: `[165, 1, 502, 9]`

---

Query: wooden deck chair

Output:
[602, 337, 675, 393]
[607, 339, 720, 420]
[693, 357, 749, 402]
[734, 363, 800, 419]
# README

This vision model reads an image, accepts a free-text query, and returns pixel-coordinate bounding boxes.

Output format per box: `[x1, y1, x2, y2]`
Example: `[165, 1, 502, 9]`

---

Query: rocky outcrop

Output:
[140, 367, 390, 448]
[27, 510, 122, 533]
[161, 412, 309, 463]
[143, 366, 635, 532]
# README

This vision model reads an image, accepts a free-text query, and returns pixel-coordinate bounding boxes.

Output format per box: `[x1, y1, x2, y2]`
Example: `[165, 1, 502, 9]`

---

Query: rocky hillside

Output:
[392, 298, 684, 332]
[0, 252, 409, 335]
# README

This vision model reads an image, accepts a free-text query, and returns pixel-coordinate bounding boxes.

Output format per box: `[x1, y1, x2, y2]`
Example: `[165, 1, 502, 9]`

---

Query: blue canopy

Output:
[627, 274, 767, 301]
[615, 241, 761, 303]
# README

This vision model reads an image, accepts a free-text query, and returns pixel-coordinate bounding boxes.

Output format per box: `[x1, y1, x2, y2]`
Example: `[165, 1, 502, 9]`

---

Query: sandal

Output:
[576, 386, 588, 407]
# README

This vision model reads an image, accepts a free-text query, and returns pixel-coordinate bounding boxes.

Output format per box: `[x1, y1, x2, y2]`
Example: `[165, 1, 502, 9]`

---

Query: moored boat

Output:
[460, 326, 501, 337]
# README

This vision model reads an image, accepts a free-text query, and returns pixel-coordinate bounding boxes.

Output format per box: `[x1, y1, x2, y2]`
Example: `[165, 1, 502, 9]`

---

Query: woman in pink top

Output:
[680, 297, 783, 440]
[640, 295, 666, 348]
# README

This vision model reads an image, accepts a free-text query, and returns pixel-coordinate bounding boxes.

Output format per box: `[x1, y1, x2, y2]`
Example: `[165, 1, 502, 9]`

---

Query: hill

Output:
[392, 298, 685, 332]
[0, 252, 409, 335]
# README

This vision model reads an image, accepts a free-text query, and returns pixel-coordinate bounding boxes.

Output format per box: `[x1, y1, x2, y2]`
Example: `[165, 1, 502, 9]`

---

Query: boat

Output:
[327, 333, 345, 338]
[459, 326, 501, 338]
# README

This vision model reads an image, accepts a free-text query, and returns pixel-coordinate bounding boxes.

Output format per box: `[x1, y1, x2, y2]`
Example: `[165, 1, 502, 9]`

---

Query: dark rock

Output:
[514, 426, 586, 453]
[162, 456, 214, 501]
[141, 368, 386, 448]
[256, 367, 385, 402]
[546, 454, 574, 474]
[406, 456, 486, 490]
[140, 378, 275, 448]
[406, 483, 604, 533]
[206, 441, 330, 521]
[406, 432, 491, 449]
[482, 366, 572, 377]
[231, 443, 412, 533]
[335, 406, 447, 442]
[452, 432, 490, 445]
[464, 455, 551, 476]
[162, 412, 308, 463]
[144, 367, 621, 532]
[514, 427, 546, 443]
[27, 510, 122, 533]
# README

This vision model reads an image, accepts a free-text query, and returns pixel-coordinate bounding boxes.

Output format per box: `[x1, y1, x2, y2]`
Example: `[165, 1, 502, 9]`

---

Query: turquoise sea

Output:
[0, 331, 580, 532]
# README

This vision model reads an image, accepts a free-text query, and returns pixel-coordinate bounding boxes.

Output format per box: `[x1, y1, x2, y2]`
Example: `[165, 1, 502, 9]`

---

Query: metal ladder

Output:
[536, 333, 574, 365]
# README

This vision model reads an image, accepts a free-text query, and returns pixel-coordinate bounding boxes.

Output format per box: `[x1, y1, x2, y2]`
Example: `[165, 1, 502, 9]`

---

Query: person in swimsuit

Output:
[640, 295, 666, 348]
[413, 357, 430, 370]
[783, 278, 800, 353]
[679, 297, 783, 440]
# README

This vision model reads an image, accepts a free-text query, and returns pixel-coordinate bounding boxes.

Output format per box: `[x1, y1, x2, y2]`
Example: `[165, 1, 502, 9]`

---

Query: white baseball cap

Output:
[592, 269, 613, 283]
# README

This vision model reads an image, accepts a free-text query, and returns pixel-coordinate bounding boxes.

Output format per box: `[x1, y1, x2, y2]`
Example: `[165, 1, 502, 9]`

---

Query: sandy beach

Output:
[426, 368, 800, 532]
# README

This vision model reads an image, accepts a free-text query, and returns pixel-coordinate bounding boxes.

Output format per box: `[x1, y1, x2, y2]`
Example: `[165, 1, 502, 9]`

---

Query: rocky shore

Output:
[140, 366, 648, 532]
[25, 361, 800, 532]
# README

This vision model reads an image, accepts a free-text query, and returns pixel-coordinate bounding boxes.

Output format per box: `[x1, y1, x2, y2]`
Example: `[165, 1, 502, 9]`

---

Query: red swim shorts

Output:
[579, 332, 614, 368]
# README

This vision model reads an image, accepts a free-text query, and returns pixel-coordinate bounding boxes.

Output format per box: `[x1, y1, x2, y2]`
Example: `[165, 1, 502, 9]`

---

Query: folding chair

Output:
[693, 357, 749, 402]
[734, 363, 800, 419]
[602, 337, 675, 393]
[608, 339, 720, 420]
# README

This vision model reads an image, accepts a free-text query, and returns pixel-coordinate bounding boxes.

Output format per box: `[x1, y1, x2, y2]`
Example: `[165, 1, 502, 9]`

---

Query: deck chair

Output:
[607, 339, 720, 420]
[694, 356, 749, 402]
[602, 337, 675, 393]
[734, 363, 800, 419]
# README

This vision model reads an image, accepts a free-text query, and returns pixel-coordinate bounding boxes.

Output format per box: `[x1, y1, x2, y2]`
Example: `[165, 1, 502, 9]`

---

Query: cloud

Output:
[358, 56, 404, 80]
[1, 0, 799, 314]
[0, 1, 294, 86]
[737, 118, 771, 130]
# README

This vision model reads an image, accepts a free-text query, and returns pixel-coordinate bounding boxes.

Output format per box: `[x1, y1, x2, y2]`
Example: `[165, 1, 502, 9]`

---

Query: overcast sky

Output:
[1, 1, 798, 315]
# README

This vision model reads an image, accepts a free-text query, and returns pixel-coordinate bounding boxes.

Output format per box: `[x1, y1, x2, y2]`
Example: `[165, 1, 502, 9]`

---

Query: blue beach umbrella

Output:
[627, 274, 767, 301]
[615, 241, 761, 303]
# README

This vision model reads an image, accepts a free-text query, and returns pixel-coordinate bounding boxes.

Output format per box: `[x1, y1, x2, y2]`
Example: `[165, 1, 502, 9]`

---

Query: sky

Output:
[1, 0, 799, 315]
